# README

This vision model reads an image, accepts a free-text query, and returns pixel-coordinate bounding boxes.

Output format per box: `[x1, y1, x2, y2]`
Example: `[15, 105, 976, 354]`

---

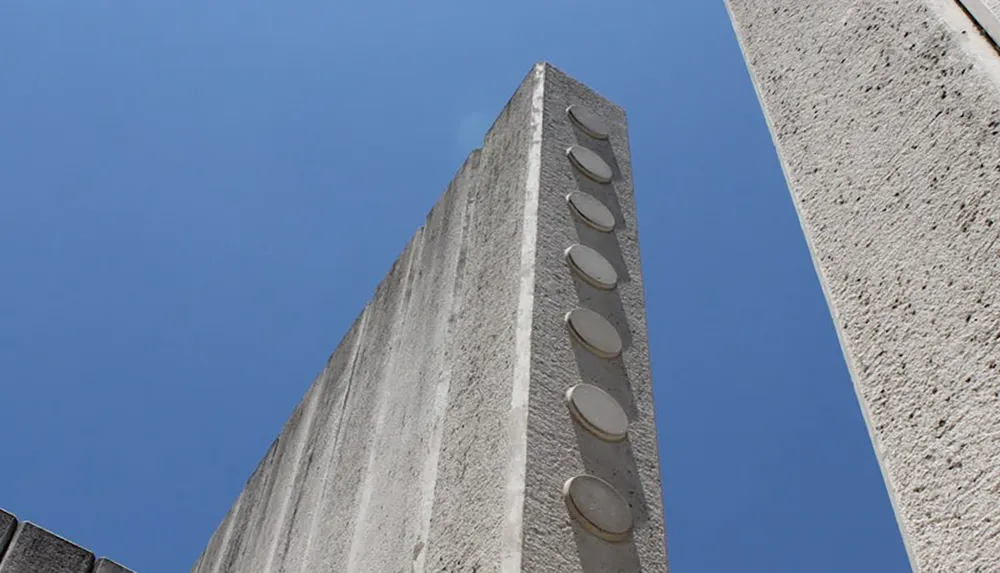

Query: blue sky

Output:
[0, 1, 910, 572]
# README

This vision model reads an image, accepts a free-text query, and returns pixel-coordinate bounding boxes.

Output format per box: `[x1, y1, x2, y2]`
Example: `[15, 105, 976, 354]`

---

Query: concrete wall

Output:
[187, 63, 669, 573]
[0, 508, 136, 573]
[726, 1, 1000, 570]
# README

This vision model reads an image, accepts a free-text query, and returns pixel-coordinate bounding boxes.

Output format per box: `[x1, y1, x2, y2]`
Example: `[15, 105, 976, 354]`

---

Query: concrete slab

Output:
[0, 510, 15, 562]
[0, 522, 93, 573]
[94, 557, 136, 573]
[726, 0, 1000, 569]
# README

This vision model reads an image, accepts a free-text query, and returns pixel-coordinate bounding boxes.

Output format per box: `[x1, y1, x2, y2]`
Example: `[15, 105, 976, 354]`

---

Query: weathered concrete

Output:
[0, 510, 15, 563]
[0, 510, 137, 573]
[959, 0, 1000, 46]
[94, 558, 136, 573]
[726, 0, 1000, 570]
[187, 62, 669, 573]
[0, 522, 93, 573]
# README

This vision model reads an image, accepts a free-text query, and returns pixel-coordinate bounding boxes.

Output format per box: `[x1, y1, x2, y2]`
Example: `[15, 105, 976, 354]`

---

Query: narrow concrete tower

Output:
[726, 1, 1000, 570]
[188, 63, 669, 573]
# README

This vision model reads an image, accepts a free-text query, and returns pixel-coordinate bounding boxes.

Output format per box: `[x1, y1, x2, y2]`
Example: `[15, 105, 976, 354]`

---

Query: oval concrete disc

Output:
[565, 244, 618, 290]
[565, 307, 623, 359]
[563, 475, 633, 542]
[567, 104, 610, 139]
[565, 384, 629, 442]
[566, 145, 613, 183]
[566, 192, 616, 232]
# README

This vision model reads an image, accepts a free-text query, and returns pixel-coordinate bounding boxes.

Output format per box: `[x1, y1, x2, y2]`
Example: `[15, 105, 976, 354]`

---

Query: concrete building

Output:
[0, 63, 666, 573]
[726, 0, 1000, 570]
[178, 63, 669, 573]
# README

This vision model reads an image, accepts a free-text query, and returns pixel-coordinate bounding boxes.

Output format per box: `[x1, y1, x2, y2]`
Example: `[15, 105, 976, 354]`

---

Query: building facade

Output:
[726, 1, 1000, 570]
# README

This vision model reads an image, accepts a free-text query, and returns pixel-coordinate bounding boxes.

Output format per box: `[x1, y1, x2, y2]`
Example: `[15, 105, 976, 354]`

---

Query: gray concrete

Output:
[187, 63, 669, 573]
[959, 0, 1000, 47]
[726, 0, 1000, 570]
[93, 558, 135, 573]
[0, 522, 93, 573]
[0, 510, 15, 563]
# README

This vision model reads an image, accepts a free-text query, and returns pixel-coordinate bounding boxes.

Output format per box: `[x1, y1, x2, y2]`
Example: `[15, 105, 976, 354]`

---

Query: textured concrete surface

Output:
[94, 558, 136, 573]
[0, 510, 136, 573]
[0, 510, 15, 563]
[959, 0, 1000, 47]
[187, 63, 668, 573]
[520, 66, 668, 573]
[0, 522, 94, 573]
[726, 0, 1000, 570]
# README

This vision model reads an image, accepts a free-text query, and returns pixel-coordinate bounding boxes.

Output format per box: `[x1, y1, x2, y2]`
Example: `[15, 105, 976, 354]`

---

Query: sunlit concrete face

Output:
[726, 0, 1000, 570]
[186, 63, 668, 573]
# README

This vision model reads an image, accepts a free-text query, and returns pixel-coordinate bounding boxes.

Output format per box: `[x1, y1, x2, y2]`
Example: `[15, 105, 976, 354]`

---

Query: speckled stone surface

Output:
[0, 510, 15, 563]
[0, 522, 94, 573]
[94, 558, 137, 573]
[959, 0, 1000, 47]
[726, 0, 1000, 570]
[185, 63, 668, 573]
[521, 65, 668, 573]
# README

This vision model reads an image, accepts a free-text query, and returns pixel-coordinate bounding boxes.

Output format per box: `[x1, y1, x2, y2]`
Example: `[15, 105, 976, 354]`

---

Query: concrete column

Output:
[726, 0, 1000, 570]
[187, 62, 669, 573]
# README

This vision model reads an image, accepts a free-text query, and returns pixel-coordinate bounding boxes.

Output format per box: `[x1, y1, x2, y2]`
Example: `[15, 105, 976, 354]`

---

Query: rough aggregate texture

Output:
[726, 0, 1000, 570]
[0, 522, 94, 573]
[958, 0, 1000, 48]
[520, 67, 668, 573]
[185, 63, 669, 573]
[94, 558, 136, 573]
[0, 511, 15, 562]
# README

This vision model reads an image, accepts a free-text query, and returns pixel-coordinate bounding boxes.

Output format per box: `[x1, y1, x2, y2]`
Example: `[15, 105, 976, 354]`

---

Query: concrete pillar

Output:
[187, 62, 669, 573]
[726, 0, 1000, 570]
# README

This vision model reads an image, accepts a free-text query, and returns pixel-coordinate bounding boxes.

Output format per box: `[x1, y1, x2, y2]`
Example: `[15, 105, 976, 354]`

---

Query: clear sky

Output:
[0, 1, 911, 571]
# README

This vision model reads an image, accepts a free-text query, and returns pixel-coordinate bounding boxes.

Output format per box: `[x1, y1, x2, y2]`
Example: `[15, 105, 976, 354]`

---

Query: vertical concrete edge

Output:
[0, 511, 15, 563]
[721, 1, 918, 566]
[501, 61, 546, 573]
[957, 0, 1000, 47]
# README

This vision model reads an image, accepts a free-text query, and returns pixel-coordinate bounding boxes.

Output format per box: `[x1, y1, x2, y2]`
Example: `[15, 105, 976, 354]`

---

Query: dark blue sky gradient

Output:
[0, 1, 910, 571]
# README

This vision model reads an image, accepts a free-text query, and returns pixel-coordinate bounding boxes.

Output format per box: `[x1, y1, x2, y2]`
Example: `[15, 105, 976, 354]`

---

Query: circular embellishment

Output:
[566, 105, 610, 139]
[565, 384, 629, 442]
[565, 244, 618, 290]
[565, 308, 623, 359]
[566, 192, 615, 232]
[563, 475, 633, 542]
[566, 145, 613, 183]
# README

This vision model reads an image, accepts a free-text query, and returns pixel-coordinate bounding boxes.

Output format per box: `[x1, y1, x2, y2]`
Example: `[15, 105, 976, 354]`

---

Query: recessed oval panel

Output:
[567, 104, 610, 139]
[566, 145, 613, 183]
[566, 192, 615, 232]
[565, 244, 618, 290]
[563, 475, 633, 542]
[565, 307, 623, 359]
[565, 384, 629, 442]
